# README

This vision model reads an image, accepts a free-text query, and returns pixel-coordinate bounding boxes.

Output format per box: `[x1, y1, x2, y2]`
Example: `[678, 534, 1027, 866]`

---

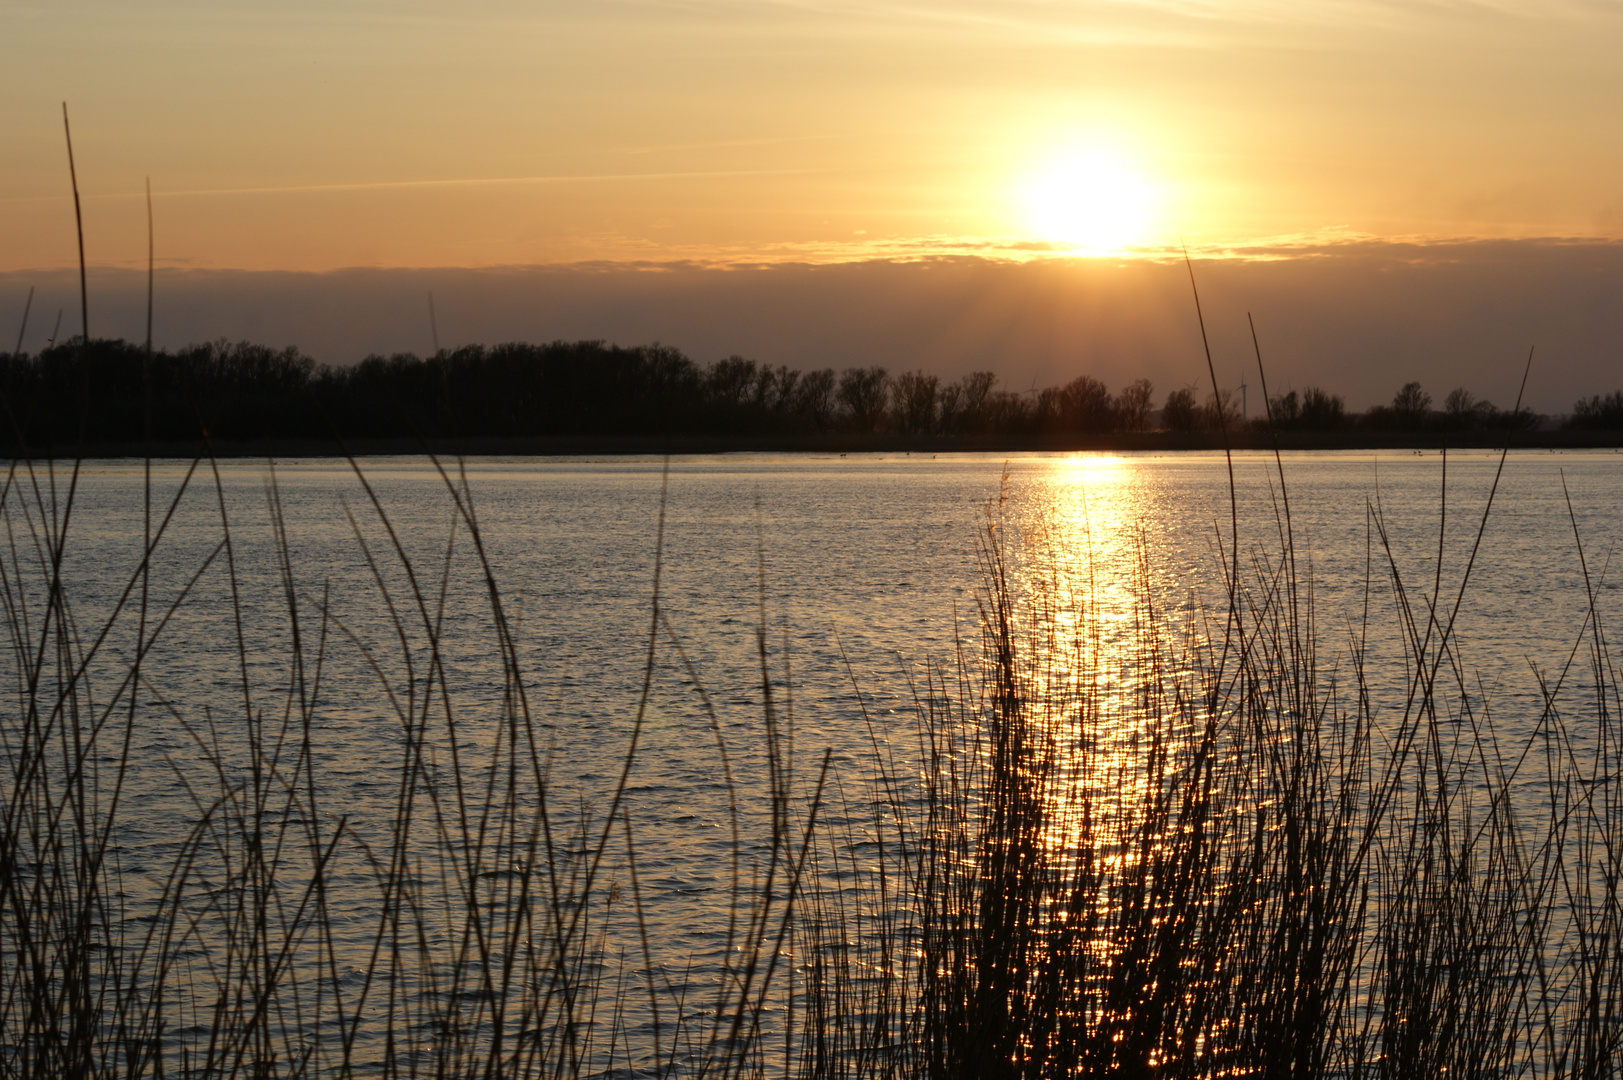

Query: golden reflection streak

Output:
[1014, 455, 1215, 1023]
[1020, 455, 1147, 857]
[997, 454, 1269, 1069]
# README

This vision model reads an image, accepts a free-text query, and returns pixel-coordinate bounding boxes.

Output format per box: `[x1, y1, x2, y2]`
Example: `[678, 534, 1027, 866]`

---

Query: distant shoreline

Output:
[10, 428, 1623, 460]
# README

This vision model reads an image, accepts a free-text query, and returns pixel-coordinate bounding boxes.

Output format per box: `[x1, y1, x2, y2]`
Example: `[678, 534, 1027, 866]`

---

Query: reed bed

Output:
[0, 452, 824, 1080]
[791, 458, 1623, 1080]
[0, 444, 1621, 1080]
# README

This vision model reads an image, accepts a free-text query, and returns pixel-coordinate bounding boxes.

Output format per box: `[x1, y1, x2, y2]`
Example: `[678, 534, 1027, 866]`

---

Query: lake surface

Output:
[8, 448, 1623, 1076]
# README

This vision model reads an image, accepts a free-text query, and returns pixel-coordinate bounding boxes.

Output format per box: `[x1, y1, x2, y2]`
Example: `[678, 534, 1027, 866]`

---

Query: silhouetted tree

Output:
[1444, 387, 1475, 421]
[794, 369, 838, 426]
[1488, 406, 1538, 431]
[757, 365, 796, 410]
[983, 390, 1035, 434]
[1442, 387, 1501, 430]
[838, 366, 890, 431]
[945, 372, 999, 433]
[1162, 387, 1200, 432]
[1570, 391, 1623, 429]
[1057, 375, 1115, 433]
[938, 383, 963, 431]
[1115, 379, 1155, 432]
[1298, 386, 1346, 429]
[1266, 386, 1345, 430]
[1204, 388, 1241, 432]
[1035, 386, 1064, 430]
[1359, 381, 1433, 430]
[1268, 389, 1301, 428]
[1391, 381, 1431, 428]
[891, 370, 940, 434]
[707, 356, 758, 406]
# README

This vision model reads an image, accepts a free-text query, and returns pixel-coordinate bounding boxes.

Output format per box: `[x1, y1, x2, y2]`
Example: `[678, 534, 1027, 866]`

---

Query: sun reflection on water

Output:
[975, 453, 1259, 1069]
[1037, 453, 1141, 630]
[1006, 457, 1163, 900]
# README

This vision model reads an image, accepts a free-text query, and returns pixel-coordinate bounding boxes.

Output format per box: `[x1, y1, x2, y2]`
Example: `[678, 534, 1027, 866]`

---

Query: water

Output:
[6, 448, 1623, 1077]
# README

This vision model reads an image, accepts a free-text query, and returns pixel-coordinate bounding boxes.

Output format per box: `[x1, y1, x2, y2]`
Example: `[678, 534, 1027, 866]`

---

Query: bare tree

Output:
[1392, 381, 1431, 426]
[1059, 375, 1114, 433]
[767, 365, 801, 412]
[946, 371, 999, 433]
[891, 370, 940, 434]
[1204, 387, 1241, 431]
[1299, 386, 1345, 428]
[794, 368, 838, 426]
[1162, 387, 1200, 432]
[707, 356, 758, 405]
[838, 366, 891, 431]
[1268, 385, 1345, 430]
[1115, 378, 1155, 432]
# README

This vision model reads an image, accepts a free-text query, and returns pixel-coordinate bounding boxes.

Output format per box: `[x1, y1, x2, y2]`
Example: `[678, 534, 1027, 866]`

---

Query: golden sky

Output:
[3, 0, 1623, 272]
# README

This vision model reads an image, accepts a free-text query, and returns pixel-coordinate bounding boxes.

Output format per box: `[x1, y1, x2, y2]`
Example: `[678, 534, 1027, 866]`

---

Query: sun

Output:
[1019, 150, 1157, 253]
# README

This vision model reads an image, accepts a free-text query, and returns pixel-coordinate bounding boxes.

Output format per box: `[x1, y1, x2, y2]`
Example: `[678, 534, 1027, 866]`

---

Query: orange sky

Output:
[4, 0, 1623, 272]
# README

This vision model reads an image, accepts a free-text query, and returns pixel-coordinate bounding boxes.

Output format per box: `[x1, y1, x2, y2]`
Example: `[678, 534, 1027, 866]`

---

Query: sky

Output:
[2, 0, 1622, 408]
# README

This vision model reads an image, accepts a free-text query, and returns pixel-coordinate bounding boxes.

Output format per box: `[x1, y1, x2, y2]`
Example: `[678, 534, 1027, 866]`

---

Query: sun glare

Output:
[1019, 151, 1156, 254]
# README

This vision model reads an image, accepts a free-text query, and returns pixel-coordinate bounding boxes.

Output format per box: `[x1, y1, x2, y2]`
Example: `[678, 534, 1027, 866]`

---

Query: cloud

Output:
[25, 168, 829, 203]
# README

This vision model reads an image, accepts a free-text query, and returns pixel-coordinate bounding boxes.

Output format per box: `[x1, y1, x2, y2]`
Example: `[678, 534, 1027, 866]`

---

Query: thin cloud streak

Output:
[1, 168, 828, 204]
[631, 0, 1623, 45]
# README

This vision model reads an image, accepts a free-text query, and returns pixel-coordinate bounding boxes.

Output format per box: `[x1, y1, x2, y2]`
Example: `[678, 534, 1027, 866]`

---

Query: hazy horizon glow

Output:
[4, 0, 1622, 273]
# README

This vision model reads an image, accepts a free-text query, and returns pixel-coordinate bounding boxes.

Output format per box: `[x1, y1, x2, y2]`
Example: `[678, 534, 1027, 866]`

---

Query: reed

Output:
[0, 449, 827, 1080]
[785, 449, 1623, 1079]
[0, 437, 1621, 1080]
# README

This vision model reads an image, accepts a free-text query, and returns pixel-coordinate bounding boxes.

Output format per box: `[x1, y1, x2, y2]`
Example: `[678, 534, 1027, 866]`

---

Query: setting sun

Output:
[1019, 151, 1157, 253]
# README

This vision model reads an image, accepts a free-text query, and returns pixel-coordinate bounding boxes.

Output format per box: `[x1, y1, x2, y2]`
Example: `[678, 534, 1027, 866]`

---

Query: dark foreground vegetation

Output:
[5, 441, 1623, 1079]
[5, 337, 1623, 451]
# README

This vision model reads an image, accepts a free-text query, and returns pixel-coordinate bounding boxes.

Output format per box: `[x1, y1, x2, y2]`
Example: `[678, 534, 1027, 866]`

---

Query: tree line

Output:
[1158, 380, 1542, 434]
[0, 337, 1617, 446]
[0, 339, 1158, 444]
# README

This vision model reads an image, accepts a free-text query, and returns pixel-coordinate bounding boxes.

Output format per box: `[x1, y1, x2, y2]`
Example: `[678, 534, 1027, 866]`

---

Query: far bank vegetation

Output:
[1, 336, 1614, 445]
